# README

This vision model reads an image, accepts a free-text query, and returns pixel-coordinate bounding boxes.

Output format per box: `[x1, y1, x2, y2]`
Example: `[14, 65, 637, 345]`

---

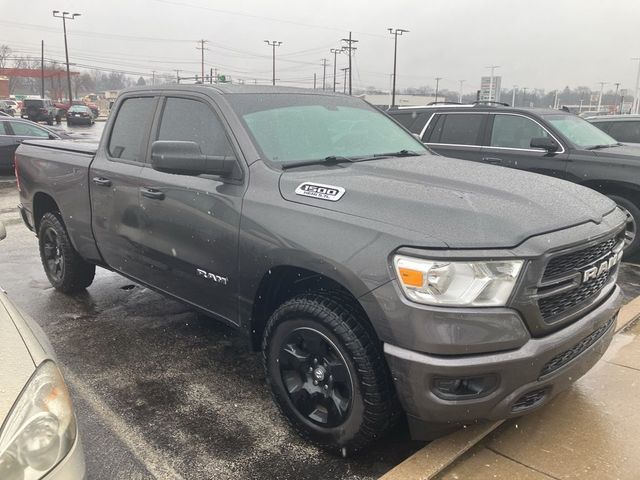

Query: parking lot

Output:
[1, 122, 639, 479]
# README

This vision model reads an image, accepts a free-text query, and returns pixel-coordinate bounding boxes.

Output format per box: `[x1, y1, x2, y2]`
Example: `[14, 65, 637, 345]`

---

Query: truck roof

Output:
[120, 84, 345, 96]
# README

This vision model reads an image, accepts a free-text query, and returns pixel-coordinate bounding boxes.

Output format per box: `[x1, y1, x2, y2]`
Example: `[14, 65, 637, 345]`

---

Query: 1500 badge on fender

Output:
[295, 182, 345, 201]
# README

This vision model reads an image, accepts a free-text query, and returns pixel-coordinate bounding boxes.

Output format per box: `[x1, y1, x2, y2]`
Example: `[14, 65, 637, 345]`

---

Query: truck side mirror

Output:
[0, 222, 6, 241]
[530, 137, 559, 152]
[150, 141, 234, 177]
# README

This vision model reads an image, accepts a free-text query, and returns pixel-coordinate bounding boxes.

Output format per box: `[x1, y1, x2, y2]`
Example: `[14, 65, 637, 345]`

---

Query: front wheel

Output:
[38, 212, 95, 293]
[262, 293, 399, 453]
[608, 195, 639, 258]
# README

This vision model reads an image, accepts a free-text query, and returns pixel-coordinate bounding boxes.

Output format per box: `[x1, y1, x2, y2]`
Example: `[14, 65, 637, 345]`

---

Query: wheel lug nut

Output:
[313, 380, 318, 386]
[324, 384, 328, 390]
[308, 367, 313, 372]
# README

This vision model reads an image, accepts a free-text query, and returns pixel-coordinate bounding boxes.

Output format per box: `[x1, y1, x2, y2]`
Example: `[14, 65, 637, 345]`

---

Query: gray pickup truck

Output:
[15, 85, 626, 452]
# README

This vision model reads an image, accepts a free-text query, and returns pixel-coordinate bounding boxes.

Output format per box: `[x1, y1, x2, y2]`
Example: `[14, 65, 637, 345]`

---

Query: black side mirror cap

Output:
[151, 140, 235, 177]
[530, 137, 560, 152]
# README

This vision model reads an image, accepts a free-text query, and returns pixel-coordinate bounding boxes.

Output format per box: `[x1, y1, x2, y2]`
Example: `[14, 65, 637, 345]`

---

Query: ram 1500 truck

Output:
[15, 85, 626, 452]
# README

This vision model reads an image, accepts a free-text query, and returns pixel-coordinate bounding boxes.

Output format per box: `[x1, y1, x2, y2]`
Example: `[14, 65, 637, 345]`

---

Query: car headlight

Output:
[0, 361, 77, 480]
[393, 255, 523, 306]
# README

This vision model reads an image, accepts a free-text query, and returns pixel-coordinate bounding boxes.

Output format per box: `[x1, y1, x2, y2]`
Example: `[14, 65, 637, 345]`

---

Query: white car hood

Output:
[0, 294, 36, 428]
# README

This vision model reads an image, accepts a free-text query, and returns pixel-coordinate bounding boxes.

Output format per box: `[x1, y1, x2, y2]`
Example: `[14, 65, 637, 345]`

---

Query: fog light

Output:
[433, 375, 498, 400]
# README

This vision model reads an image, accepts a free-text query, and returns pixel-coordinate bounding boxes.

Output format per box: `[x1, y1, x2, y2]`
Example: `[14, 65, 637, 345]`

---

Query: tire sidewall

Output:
[608, 194, 640, 257]
[265, 309, 366, 448]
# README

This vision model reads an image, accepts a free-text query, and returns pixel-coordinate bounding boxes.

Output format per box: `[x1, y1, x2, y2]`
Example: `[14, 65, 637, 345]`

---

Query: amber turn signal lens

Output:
[398, 268, 424, 287]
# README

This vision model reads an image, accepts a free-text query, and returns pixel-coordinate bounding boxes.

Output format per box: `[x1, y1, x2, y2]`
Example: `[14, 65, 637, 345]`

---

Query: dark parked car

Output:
[21, 98, 57, 125]
[66, 105, 95, 126]
[588, 115, 640, 147]
[388, 103, 639, 256]
[14, 85, 626, 451]
[0, 118, 60, 171]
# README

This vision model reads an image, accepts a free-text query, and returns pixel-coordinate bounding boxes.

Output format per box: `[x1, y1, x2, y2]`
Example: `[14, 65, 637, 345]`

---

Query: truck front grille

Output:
[543, 236, 617, 280]
[539, 317, 614, 378]
[538, 273, 609, 320]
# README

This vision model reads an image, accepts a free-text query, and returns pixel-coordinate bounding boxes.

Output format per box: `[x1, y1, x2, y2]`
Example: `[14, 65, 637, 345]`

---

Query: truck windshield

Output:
[226, 94, 427, 164]
[542, 113, 619, 149]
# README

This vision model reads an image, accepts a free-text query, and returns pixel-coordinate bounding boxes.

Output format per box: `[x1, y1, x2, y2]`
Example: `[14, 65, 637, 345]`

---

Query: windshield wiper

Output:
[586, 144, 621, 150]
[372, 149, 422, 158]
[281, 155, 357, 170]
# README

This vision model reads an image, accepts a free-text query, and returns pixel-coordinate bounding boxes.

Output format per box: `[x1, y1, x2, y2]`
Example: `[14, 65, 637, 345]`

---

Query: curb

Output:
[380, 291, 640, 480]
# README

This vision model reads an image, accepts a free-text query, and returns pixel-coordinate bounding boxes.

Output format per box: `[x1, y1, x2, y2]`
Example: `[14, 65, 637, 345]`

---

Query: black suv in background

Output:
[588, 115, 640, 146]
[388, 103, 640, 256]
[21, 98, 57, 125]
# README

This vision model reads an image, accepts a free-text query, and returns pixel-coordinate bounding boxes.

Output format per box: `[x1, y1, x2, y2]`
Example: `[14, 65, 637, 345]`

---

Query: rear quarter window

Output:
[607, 121, 640, 143]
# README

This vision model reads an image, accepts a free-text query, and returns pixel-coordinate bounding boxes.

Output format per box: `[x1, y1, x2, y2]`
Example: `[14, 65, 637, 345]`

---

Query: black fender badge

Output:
[295, 182, 345, 201]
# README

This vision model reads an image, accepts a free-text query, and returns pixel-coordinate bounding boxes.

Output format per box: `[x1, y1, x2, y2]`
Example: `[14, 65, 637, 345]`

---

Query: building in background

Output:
[480, 76, 501, 102]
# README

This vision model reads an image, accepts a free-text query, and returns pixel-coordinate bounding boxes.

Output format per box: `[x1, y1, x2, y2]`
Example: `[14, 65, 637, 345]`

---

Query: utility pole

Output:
[511, 85, 517, 107]
[434, 77, 442, 103]
[522, 87, 528, 107]
[633, 58, 640, 114]
[196, 40, 208, 84]
[388, 28, 408, 108]
[40, 40, 45, 99]
[151, 71, 156, 85]
[210, 67, 214, 84]
[341, 67, 349, 94]
[175, 69, 180, 84]
[330, 48, 343, 92]
[321, 58, 328, 90]
[613, 82, 620, 112]
[341, 32, 358, 95]
[458, 80, 465, 103]
[485, 65, 500, 101]
[597, 82, 607, 112]
[264, 40, 282, 86]
[553, 90, 558, 109]
[52, 10, 80, 103]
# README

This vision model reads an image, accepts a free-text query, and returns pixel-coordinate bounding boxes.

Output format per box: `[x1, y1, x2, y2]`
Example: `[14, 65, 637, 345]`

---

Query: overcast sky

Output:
[2, 0, 640, 94]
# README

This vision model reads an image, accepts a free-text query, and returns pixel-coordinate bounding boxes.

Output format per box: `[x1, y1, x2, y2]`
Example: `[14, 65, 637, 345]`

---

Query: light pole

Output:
[597, 82, 607, 112]
[458, 80, 465, 103]
[434, 77, 442, 103]
[52, 10, 80, 103]
[485, 65, 500, 101]
[613, 82, 620, 113]
[388, 28, 408, 108]
[511, 85, 517, 107]
[264, 40, 282, 86]
[633, 58, 640, 114]
[330, 48, 343, 92]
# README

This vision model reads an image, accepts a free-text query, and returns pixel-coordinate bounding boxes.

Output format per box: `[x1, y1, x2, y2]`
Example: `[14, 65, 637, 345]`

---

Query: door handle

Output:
[482, 157, 503, 165]
[140, 187, 165, 200]
[92, 177, 112, 187]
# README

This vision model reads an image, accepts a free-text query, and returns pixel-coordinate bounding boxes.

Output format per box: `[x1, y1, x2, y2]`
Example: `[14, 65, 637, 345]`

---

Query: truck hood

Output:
[591, 144, 640, 159]
[279, 155, 616, 248]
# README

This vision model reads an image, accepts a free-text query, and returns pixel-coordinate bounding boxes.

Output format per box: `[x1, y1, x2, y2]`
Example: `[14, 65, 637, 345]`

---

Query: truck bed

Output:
[16, 139, 101, 262]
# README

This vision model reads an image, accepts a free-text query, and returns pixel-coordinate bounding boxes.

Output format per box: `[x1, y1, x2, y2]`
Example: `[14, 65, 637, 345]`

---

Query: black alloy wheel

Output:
[41, 225, 65, 282]
[278, 327, 353, 428]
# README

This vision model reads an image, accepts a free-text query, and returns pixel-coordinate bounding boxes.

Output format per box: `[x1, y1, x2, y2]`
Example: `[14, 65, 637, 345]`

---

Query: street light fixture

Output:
[388, 28, 409, 108]
[52, 10, 81, 103]
[264, 40, 282, 86]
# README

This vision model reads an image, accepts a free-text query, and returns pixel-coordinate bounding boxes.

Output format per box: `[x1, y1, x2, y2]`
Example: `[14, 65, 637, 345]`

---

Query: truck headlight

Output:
[393, 255, 523, 306]
[0, 361, 77, 480]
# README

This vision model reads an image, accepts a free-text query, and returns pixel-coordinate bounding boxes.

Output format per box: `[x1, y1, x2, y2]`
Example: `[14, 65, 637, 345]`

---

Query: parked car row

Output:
[387, 102, 640, 256]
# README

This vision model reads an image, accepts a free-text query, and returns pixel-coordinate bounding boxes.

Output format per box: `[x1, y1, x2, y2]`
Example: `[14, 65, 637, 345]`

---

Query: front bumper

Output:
[385, 285, 622, 428]
[45, 433, 85, 480]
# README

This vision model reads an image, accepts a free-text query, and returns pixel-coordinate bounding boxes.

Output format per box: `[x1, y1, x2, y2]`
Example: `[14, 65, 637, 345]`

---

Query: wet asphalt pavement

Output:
[1, 122, 639, 479]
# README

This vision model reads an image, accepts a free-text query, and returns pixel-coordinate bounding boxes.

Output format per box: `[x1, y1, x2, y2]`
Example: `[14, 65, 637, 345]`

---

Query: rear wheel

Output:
[608, 194, 639, 257]
[38, 212, 95, 293]
[263, 293, 399, 453]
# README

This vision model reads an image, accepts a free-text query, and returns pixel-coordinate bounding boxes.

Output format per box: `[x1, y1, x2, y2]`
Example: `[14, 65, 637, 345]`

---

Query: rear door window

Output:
[608, 121, 640, 143]
[435, 114, 485, 145]
[108, 97, 156, 162]
[489, 114, 550, 149]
